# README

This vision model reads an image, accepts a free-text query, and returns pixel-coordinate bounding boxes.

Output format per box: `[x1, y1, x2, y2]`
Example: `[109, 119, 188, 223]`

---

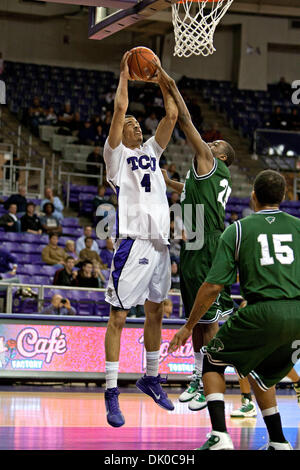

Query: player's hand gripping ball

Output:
[127, 46, 160, 81]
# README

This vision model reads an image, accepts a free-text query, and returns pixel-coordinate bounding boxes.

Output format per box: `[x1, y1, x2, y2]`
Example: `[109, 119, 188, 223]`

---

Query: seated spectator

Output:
[41, 187, 64, 221]
[86, 147, 105, 185]
[93, 124, 107, 147]
[40, 294, 76, 316]
[144, 112, 158, 136]
[229, 211, 239, 225]
[42, 233, 67, 268]
[28, 96, 44, 136]
[100, 238, 114, 269]
[76, 260, 99, 288]
[170, 262, 180, 290]
[290, 108, 300, 131]
[128, 305, 145, 318]
[43, 106, 58, 126]
[102, 110, 112, 136]
[159, 155, 168, 170]
[93, 185, 109, 215]
[70, 111, 82, 135]
[202, 122, 223, 142]
[269, 106, 289, 130]
[40, 202, 62, 235]
[168, 191, 180, 207]
[167, 163, 181, 182]
[0, 204, 21, 232]
[20, 202, 42, 234]
[4, 184, 27, 215]
[79, 236, 105, 265]
[64, 240, 80, 263]
[76, 225, 99, 255]
[92, 260, 106, 287]
[53, 257, 78, 286]
[277, 77, 291, 98]
[77, 119, 96, 145]
[0, 245, 18, 277]
[162, 299, 173, 318]
[57, 102, 74, 134]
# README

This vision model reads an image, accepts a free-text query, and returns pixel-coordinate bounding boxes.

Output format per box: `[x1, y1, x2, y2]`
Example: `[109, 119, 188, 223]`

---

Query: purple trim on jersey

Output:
[116, 185, 120, 239]
[112, 238, 135, 310]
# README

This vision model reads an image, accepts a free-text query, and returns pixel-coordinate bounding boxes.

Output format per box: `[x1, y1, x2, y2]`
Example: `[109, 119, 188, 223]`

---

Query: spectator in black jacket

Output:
[0, 204, 21, 232]
[4, 185, 27, 215]
[53, 256, 78, 286]
[76, 260, 99, 288]
[87, 147, 105, 185]
[20, 202, 42, 234]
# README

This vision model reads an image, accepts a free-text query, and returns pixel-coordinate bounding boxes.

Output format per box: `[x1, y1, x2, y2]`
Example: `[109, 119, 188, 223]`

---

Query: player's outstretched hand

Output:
[120, 51, 131, 80]
[168, 325, 192, 353]
[153, 61, 175, 89]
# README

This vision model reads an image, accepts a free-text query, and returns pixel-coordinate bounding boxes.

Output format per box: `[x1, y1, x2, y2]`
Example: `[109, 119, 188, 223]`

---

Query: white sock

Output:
[194, 351, 204, 377]
[206, 393, 225, 402]
[146, 350, 160, 377]
[262, 406, 279, 417]
[105, 361, 119, 389]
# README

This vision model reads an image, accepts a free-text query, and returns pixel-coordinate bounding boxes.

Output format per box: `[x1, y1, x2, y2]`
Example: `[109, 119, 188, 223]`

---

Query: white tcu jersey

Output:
[104, 136, 170, 244]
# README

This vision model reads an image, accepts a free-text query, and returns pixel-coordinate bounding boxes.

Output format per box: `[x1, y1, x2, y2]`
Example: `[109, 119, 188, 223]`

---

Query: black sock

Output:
[263, 413, 286, 443]
[207, 400, 227, 433]
[242, 392, 252, 401]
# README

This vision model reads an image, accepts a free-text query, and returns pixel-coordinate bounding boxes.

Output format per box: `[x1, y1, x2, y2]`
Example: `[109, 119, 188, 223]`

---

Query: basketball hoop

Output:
[171, 0, 234, 58]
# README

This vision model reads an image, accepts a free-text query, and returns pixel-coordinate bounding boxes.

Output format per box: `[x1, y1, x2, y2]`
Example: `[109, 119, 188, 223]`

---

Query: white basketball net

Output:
[172, 0, 234, 58]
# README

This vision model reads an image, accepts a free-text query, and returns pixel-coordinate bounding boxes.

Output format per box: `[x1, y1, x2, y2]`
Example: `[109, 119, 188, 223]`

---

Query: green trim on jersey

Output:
[206, 210, 300, 303]
[180, 157, 233, 321]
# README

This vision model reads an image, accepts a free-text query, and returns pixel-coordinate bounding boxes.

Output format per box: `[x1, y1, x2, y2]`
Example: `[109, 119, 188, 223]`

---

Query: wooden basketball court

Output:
[0, 387, 299, 451]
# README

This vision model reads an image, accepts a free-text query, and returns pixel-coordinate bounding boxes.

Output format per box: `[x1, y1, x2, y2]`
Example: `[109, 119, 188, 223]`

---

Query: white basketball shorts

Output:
[105, 238, 171, 310]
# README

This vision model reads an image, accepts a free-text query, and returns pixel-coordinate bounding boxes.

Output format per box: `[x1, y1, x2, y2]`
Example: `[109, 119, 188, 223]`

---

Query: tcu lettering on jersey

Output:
[127, 155, 156, 171]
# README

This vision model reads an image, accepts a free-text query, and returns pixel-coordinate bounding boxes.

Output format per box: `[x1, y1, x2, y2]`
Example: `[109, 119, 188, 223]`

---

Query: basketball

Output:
[127, 46, 159, 81]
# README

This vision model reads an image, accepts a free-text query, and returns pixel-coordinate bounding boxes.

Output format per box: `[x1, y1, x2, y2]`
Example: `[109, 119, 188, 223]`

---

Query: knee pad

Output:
[202, 354, 226, 376]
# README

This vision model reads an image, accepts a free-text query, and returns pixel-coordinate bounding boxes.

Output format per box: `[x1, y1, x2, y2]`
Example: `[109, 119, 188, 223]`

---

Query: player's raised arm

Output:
[157, 65, 214, 174]
[168, 282, 223, 353]
[154, 75, 178, 150]
[161, 169, 184, 194]
[107, 51, 131, 150]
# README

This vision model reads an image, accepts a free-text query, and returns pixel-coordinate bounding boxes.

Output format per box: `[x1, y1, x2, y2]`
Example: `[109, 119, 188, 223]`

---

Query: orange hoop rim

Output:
[174, 0, 225, 3]
[174, 0, 224, 4]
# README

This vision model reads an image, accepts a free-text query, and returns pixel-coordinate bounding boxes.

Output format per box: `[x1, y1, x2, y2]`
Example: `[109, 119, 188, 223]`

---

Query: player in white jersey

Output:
[103, 51, 178, 428]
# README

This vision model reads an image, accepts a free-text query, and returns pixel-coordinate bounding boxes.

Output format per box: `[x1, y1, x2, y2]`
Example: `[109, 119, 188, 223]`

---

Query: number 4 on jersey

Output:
[141, 174, 151, 192]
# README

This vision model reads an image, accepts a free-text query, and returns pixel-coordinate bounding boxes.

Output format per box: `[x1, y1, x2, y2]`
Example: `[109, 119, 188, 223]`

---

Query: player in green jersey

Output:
[169, 169, 300, 450]
[159, 65, 235, 411]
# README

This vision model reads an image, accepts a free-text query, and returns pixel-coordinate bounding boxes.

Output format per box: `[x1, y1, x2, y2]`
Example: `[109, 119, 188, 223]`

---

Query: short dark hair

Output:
[254, 170, 286, 206]
[85, 236, 93, 243]
[66, 256, 74, 262]
[44, 202, 55, 212]
[49, 232, 58, 240]
[222, 141, 235, 167]
[26, 202, 35, 208]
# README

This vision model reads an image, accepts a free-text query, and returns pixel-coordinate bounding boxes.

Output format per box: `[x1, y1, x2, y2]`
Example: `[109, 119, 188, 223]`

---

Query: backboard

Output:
[88, 0, 171, 40]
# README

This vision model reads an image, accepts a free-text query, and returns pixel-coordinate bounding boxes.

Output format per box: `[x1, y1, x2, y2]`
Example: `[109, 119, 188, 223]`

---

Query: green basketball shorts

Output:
[180, 232, 234, 323]
[203, 299, 300, 389]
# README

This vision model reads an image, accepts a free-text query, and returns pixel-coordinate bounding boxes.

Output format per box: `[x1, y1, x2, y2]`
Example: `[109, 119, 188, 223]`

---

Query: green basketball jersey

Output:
[181, 157, 232, 238]
[206, 209, 300, 303]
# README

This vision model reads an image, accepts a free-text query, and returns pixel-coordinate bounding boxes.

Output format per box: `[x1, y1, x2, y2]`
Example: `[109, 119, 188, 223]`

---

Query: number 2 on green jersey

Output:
[257, 234, 294, 266]
[217, 179, 232, 209]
